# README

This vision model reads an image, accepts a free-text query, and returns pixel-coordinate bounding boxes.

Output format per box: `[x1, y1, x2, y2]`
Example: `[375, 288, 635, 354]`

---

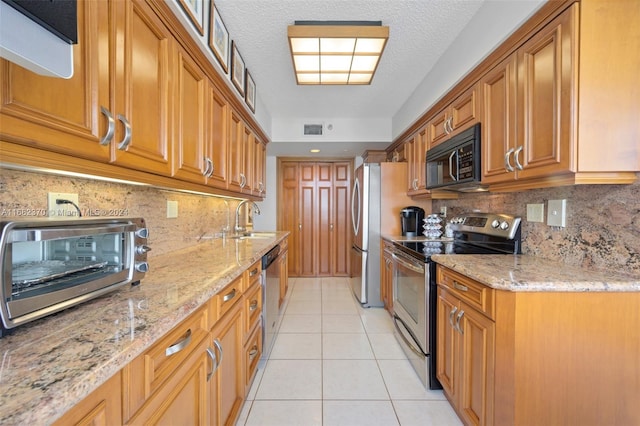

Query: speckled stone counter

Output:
[431, 254, 640, 292]
[0, 232, 288, 425]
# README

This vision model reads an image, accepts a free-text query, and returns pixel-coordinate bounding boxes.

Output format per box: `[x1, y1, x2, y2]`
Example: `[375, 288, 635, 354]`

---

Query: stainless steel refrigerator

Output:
[350, 163, 383, 307]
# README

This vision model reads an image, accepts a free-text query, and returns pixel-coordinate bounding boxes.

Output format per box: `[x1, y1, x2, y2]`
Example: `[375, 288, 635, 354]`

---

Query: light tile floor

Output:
[236, 277, 462, 426]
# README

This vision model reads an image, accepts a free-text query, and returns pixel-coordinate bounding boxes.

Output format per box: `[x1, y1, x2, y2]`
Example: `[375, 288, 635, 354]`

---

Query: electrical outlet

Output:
[167, 200, 178, 218]
[440, 206, 447, 217]
[526, 203, 544, 222]
[47, 192, 79, 217]
[547, 199, 567, 227]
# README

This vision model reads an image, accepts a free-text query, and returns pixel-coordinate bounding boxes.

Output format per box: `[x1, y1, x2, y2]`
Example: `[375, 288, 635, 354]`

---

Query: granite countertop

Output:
[0, 231, 288, 425]
[431, 254, 640, 292]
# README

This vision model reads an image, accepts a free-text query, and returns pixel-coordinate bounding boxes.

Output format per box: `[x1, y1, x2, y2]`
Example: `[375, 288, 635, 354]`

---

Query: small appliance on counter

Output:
[0, 217, 150, 336]
[400, 206, 425, 237]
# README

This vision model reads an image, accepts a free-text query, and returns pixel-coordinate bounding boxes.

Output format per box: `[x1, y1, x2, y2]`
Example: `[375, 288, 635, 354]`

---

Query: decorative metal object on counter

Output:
[422, 214, 443, 239]
[0, 217, 150, 336]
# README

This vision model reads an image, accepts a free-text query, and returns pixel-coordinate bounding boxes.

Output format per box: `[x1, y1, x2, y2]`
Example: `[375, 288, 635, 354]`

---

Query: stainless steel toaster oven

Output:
[0, 217, 150, 335]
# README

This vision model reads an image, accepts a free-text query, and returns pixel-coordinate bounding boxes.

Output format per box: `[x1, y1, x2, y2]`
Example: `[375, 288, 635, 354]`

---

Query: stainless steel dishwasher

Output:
[261, 243, 282, 359]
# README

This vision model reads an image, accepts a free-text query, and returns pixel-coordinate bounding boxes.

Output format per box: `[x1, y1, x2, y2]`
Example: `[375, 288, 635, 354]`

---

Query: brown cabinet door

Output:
[111, 0, 172, 175]
[254, 139, 266, 197]
[53, 371, 122, 426]
[516, 8, 574, 180]
[0, 0, 110, 162]
[241, 126, 254, 195]
[332, 162, 351, 276]
[172, 46, 207, 184]
[279, 162, 300, 276]
[405, 135, 417, 192]
[207, 84, 230, 189]
[481, 54, 518, 184]
[228, 110, 244, 192]
[126, 338, 210, 425]
[459, 302, 495, 426]
[210, 301, 244, 426]
[436, 287, 459, 400]
[450, 86, 479, 135]
[428, 109, 450, 148]
[299, 163, 317, 276]
[317, 163, 332, 276]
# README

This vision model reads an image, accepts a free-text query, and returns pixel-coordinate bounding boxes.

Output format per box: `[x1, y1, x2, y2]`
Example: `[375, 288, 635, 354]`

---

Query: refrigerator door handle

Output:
[351, 177, 360, 235]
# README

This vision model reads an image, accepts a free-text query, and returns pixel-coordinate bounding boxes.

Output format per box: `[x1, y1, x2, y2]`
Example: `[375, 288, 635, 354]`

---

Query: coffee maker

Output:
[400, 206, 425, 237]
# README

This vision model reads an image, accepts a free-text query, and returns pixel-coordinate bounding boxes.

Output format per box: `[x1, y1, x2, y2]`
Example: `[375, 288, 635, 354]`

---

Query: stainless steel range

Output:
[391, 213, 521, 389]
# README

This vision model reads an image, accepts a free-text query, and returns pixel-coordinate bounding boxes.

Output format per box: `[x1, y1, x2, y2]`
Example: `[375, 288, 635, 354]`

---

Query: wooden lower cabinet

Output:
[380, 238, 394, 314]
[53, 372, 122, 426]
[437, 265, 640, 426]
[209, 298, 245, 426]
[437, 286, 494, 426]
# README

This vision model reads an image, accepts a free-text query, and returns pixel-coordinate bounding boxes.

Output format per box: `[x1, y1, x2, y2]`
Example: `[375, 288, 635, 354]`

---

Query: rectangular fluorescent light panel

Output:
[288, 21, 389, 85]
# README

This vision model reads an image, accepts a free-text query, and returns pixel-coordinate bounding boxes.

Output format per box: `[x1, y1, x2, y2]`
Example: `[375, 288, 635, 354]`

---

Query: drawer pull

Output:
[249, 300, 258, 311]
[223, 288, 237, 303]
[249, 345, 259, 360]
[166, 329, 192, 357]
[449, 306, 458, 328]
[213, 338, 224, 365]
[453, 281, 468, 292]
[100, 106, 115, 146]
[249, 267, 259, 277]
[456, 310, 465, 335]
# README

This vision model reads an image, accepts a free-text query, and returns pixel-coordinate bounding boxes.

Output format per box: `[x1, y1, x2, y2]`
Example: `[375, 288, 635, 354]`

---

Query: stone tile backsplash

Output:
[432, 176, 640, 274]
[2, 168, 638, 274]
[0, 169, 248, 258]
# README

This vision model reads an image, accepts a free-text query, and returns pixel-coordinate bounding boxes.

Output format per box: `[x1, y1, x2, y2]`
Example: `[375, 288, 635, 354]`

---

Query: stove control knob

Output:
[136, 228, 149, 239]
[500, 221, 510, 230]
[136, 245, 152, 255]
[491, 219, 500, 229]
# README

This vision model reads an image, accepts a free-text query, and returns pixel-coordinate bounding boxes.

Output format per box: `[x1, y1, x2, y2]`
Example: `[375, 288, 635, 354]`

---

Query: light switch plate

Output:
[547, 199, 567, 227]
[526, 203, 544, 222]
[167, 200, 178, 218]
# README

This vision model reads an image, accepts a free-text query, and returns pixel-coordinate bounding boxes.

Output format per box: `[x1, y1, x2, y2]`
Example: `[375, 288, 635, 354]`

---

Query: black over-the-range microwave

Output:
[425, 123, 485, 192]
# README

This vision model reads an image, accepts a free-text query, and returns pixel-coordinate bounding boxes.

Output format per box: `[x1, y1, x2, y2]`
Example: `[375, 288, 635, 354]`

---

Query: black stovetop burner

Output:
[393, 213, 522, 262]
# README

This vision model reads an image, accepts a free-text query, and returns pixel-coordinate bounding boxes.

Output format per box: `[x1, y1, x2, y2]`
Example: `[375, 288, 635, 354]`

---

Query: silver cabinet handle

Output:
[213, 338, 223, 366]
[249, 267, 259, 277]
[208, 158, 215, 176]
[100, 106, 116, 146]
[330, 223, 334, 231]
[249, 345, 259, 360]
[449, 306, 458, 329]
[412, 178, 418, 190]
[206, 347, 217, 381]
[504, 148, 515, 172]
[239, 173, 246, 188]
[249, 300, 258, 311]
[222, 288, 237, 303]
[202, 158, 211, 177]
[258, 182, 264, 193]
[456, 310, 465, 334]
[514, 145, 524, 171]
[298, 223, 302, 230]
[166, 328, 192, 356]
[116, 114, 132, 150]
[453, 281, 468, 292]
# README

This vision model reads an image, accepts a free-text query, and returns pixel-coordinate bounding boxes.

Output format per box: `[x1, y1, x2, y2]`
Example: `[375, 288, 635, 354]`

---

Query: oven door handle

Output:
[391, 252, 424, 274]
[393, 314, 427, 357]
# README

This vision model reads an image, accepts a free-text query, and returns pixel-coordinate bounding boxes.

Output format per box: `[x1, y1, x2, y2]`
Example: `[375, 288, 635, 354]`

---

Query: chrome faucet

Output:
[235, 199, 261, 234]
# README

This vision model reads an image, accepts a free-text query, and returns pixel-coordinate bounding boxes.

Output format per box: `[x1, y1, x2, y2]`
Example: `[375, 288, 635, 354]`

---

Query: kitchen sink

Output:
[227, 232, 277, 240]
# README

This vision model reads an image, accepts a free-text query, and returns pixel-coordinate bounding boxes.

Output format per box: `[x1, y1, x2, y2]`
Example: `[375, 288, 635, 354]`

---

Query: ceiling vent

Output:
[304, 124, 323, 135]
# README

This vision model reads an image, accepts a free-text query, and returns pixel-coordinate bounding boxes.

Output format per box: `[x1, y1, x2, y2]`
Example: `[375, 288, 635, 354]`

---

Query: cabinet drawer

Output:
[244, 322, 262, 394]
[123, 305, 209, 420]
[437, 266, 495, 319]
[245, 260, 261, 288]
[213, 275, 244, 321]
[244, 278, 262, 339]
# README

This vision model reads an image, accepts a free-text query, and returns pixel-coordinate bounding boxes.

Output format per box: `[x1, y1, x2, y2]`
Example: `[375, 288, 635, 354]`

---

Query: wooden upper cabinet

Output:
[428, 85, 479, 148]
[206, 84, 230, 190]
[514, 7, 573, 181]
[228, 110, 244, 193]
[407, 127, 428, 196]
[253, 138, 266, 197]
[111, 0, 173, 176]
[241, 126, 254, 195]
[172, 45, 207, 184]
[0, 0, 110, 162]
[481, 53, 518, 185]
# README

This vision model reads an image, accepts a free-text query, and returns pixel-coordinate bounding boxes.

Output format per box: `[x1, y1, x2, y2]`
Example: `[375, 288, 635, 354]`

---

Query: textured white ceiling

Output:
[215, 0, 485, 121]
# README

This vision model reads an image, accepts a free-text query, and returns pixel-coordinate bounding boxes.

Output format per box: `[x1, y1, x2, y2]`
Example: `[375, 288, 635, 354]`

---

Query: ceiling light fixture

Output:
[310, 149, 321, 153]
[288, 21, 389, 85]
